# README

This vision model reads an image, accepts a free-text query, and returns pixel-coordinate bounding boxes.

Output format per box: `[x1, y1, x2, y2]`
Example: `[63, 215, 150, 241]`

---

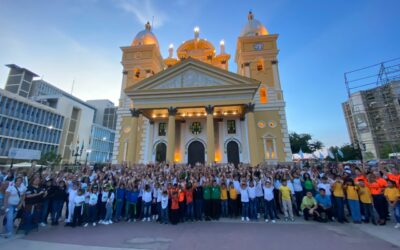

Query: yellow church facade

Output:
[112, 12, 292, 166]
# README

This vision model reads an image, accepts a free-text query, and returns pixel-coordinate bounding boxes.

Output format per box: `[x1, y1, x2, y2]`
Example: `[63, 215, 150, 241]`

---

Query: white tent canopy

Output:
[1, 162, 48, 168]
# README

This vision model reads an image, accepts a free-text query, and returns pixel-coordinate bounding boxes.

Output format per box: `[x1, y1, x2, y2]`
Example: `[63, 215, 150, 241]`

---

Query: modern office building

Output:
[3, 65, 96, 164]
[86, 99, 117, 130]
[0, 88, 64, 162]
[4, 64, 38, 98]
[87, 123, 115, 163]
[343, 80, 400, 159]
[86, 99, 116, 163]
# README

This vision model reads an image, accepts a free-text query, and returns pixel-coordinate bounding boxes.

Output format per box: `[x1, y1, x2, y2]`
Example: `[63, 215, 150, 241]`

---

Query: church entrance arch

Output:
[227, 141, 240, 166]
[155, 142, 167, 163]
[187, 141, 205, 166]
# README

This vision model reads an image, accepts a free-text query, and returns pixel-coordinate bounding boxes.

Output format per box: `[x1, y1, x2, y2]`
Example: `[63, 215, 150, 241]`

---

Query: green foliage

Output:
[39, 150, 62, 167]
[325, 144, 362, 161]
[289, 132, 324, 154]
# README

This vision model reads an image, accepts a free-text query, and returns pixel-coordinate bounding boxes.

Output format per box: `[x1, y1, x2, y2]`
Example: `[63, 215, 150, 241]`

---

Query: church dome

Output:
[131, 21, 159, 47]
[240, 11, 268, 37]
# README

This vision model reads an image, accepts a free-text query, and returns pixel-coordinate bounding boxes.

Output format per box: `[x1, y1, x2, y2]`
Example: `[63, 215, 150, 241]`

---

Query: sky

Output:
[0, 0, 399, 149]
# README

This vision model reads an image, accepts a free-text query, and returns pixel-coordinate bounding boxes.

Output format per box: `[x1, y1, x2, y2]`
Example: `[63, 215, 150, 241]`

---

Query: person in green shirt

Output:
[300, 191, 320, 221]
[203, 182, 212, 221]
[211, 180, 221, 220]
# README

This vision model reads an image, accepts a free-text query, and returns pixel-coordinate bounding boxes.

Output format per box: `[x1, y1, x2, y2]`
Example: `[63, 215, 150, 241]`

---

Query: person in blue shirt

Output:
[125, 184, 139, 222]
[315, 188, 333, 222]
[114, 182, 126, 222]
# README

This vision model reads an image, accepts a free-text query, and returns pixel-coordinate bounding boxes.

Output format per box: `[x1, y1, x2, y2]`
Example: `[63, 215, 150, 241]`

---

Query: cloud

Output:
[113, 0, 168, 28]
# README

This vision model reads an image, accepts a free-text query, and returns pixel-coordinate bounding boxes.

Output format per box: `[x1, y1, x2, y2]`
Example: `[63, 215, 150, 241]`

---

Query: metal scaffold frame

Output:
[344, 58, 400, 160]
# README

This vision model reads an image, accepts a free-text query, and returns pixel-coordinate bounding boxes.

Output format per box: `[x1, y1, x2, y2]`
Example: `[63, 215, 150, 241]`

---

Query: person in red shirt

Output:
[354, 168, 368, 184]
[185, 182, 194, 222]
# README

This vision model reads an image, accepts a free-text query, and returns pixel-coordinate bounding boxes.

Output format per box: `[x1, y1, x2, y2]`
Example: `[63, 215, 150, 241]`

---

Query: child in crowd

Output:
[345, 179, 361, 224]
[114, 183, 125, 222]
[100, 185, 114, 225]
[170, 190, 179, 225]
[185, 183, 194, 222]
[358, 180, 375, 224]
[125, 184, 139, 222]
[142, 184, 152, 222]
[220, 183, 228, 218]
[384, 180, 400, 228]
[160, 190, 169, 224]
[263, 180, 276, 223]
[240, 182, 249, 221]
[88, 186, 98, 226]
[72, 189, 85, 227]
[279, 180, 294, 222]
[228, 182, 238, 218]
[248, 181, 257, 220]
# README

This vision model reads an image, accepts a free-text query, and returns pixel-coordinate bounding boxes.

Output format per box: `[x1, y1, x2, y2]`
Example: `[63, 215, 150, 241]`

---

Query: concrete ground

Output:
[0, 219, 399, 250]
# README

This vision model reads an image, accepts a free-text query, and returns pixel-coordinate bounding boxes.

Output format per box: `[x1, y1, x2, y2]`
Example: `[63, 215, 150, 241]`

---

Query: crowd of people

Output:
[0, 161, 399, 238]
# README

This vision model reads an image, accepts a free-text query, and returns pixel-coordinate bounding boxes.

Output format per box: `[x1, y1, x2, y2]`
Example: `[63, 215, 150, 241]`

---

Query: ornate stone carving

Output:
[168, 107, 178, 116]
[205, 105, 214, 115]
[244, 103, 255, 113]
[129, 108, 141, 117]
[157, 69, 226, 89]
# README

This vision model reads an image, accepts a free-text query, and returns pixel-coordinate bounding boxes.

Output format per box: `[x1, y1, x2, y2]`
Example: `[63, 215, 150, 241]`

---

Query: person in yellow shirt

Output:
[220, 183, 228, 217]
[344, 179, 361, 223]
[228, 182, 238, 218]
[384, 180, 400, 228]
[332, 175, 346, 223]
[279, 180, 294, 221]
[358, 180, 376, 224]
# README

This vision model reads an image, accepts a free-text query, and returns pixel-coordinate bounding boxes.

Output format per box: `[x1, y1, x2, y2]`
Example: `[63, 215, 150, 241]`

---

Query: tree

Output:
[39, 150, 62, 168]
[325, 144, 362, 161]
[289, 132, 324, 154]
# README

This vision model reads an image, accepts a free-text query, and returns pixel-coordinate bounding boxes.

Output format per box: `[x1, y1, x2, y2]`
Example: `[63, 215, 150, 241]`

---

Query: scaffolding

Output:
[344, 58, 400, 160]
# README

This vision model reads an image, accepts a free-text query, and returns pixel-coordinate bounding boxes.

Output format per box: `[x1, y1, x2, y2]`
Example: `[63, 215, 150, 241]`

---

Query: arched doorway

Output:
[188, 141, 205, 166]
[227, 141, 240, 166]
[155, 143, 166, 163]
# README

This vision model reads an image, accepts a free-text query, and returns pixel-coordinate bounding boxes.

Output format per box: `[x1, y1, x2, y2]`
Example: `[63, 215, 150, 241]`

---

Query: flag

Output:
[319, 152, 324, 160]
[328, 150, 335, 159]
[337, 149, 344, 158]
[299, 148, 304, 159]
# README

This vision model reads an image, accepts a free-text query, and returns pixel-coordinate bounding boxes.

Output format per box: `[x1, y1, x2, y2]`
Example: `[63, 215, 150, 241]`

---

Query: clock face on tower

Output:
[253, 42, 264, 51]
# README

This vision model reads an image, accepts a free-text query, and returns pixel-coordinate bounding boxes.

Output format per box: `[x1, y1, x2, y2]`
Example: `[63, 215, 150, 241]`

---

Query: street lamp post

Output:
[71, 144, 84, 166]
[85, 149, 92, 166]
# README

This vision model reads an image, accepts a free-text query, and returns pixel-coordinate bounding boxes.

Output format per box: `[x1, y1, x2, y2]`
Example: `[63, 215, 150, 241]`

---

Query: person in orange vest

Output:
[178, 184, 185, 223]
[185, 182, 194, 222]
[170, 190, 180, 225]
[367, 174, 387, 225]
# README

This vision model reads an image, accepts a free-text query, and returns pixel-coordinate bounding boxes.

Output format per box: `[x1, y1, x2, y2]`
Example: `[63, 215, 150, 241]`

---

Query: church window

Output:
[134, 69, 140, 79]
[260, 87, 267, 104]
[227, 120, 236, 134]
[190, 122, 202, 135]
[158, 122, 166, 136]
[257, 60, 264, 71]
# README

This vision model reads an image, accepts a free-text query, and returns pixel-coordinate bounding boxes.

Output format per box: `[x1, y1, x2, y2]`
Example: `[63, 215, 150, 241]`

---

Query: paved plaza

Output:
[1, 220, 399, 250]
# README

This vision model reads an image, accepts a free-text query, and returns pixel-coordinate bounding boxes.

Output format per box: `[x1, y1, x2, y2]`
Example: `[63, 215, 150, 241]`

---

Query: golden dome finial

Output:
[145, 21, 151, 31]
[248, 11, 254, 21]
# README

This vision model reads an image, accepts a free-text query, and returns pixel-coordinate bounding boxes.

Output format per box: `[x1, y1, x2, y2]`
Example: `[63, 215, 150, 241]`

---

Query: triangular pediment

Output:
[126, 58, 260, 92]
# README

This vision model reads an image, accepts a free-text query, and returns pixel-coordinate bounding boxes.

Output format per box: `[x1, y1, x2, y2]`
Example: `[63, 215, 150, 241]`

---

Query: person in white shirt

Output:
[248, 181, 257, 220]
[88, 186, 99, 226]
[142, 184, 153, 222]
[317, 176, 332, 197]
[263, 181, 277, 223]
[102, 185, 115, 225]
[255, 178, 264, 219]
[72, 189, 85, 227]
[240, 182, 250, 221]
[292, 173, 304, 216]
[66, 182, 78, 225]
[3, 177, 25, 237]
[160, 190, 169, 224]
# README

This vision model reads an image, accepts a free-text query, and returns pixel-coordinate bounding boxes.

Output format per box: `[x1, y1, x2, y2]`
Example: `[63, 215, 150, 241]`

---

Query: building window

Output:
[260, 87, 267, 104]
[227, 120, 236, 134]
[190, 122, 202, 135]
[263, 135, 277, 160]
[158, 122, 166, 136]
[257, 59, 264, 71]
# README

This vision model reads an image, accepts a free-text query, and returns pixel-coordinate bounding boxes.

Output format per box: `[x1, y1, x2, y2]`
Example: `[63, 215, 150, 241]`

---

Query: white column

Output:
[271, 61, 282, 90]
